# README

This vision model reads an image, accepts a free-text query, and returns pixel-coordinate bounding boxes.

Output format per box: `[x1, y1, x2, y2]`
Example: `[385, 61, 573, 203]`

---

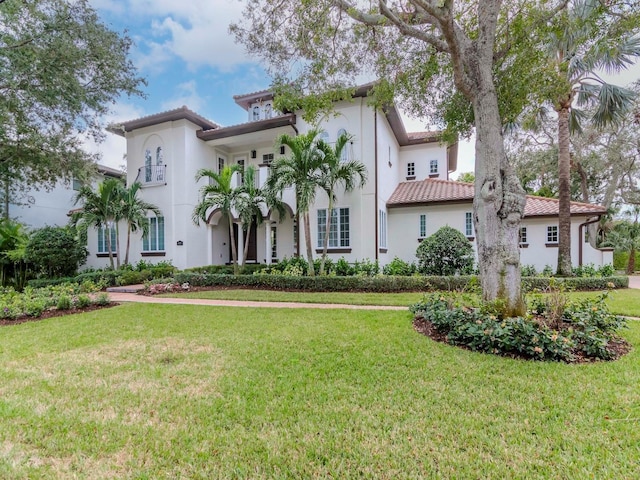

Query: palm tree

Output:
[192, 165, 242, 274]
[119, 182, 161, 266]
[546, 0, 640, 275]
[602, 206, 640, 274]
[235, 165, 285, 267]
[268, 129, 326, 276]
[0, 219, 29, 289]
[316, 132, 367, 275]
[71, 178, 123, 269]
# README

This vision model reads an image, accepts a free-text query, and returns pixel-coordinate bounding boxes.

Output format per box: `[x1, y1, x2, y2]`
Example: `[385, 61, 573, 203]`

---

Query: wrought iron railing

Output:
[136, 164, 166, 186]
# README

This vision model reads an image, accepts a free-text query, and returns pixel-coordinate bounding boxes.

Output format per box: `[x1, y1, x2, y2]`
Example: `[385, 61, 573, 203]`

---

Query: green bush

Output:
[75, 294, 92, 308]
[94, 292, 110, 306]
[521, 265, 537, 277]
[27, 277, 76, 288]
[613, 251, 640, 271]
[75, 270, 119, 287]
[416, 226, 474, 276]
[117, 269, 152, 286]
[383, 257, 417, 276]
[334, 257, 354, 276]
[25, 226, 88, 278]
[56, 296, 72, 310]
[410, 291, 626, 361]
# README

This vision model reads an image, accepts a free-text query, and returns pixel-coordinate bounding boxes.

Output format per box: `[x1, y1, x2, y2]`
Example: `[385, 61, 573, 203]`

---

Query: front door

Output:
[232, 220, 257, 263]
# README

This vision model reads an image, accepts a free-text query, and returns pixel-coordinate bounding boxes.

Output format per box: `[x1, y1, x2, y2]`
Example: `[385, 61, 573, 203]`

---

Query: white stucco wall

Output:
[399, 143, 448, 181]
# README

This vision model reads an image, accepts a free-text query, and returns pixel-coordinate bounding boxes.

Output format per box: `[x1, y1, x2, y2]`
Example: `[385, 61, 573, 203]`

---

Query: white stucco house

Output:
[94, 85, 611, 272]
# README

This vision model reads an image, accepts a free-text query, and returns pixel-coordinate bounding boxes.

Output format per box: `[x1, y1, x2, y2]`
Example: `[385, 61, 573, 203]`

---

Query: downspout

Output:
[578, 215, 601, 266]
[374, 110, 379, 261]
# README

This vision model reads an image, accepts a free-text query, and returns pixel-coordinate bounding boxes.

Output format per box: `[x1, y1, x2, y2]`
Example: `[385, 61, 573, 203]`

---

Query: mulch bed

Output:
[413, 316, 632, 363]
[0, 303, 119, 327]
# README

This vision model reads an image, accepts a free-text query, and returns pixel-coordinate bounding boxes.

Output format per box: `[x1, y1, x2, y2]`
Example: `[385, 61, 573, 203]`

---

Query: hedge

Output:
[173, 273, 629, 292]
[183, 264, 268, 275]
[613, 251, 640, 272]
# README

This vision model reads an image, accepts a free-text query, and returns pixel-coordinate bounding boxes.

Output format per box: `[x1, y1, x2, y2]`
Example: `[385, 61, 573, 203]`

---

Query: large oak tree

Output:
[232, 0, 583, 314]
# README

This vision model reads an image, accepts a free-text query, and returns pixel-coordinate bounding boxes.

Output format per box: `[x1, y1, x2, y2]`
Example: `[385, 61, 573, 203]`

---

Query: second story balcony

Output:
[135, 164, 167, 187]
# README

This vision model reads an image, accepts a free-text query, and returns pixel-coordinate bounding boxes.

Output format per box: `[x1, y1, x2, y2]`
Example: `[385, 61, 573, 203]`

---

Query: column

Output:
[207, 224, 213, 265]
[265, 222, 272, 265]
[237, 223, 244, 266]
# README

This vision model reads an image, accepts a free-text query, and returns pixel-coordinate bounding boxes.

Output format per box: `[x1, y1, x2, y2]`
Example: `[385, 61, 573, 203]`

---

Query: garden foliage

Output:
[416, 226, 474, 276]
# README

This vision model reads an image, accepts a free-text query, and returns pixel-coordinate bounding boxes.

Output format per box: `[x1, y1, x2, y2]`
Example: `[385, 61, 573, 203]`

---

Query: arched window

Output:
[252, 105, 260, 121]
[337, 128, 348, 162]
[144, 149, 152, 182]
[318, 130, 330, 144]
[156, 146, 164, 181]
[264, 102, 272, 119]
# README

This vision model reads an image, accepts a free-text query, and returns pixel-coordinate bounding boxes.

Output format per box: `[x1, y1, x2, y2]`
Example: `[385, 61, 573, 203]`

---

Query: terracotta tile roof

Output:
[387, 179, 606, 217]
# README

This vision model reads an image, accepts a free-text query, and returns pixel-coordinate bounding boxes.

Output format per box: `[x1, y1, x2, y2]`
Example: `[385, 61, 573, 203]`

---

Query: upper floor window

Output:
[218, 157, 225, 175]
[547, 225, 558, 244]
[465, 212, 473, 237]
[262, 153, 274, 165]
[264, 102, 273, 119]
[337, 128, 348, 162]
[429, 159, 438, 174]
[317, 207, 350, 248]
[419, 214, 426, 238]
[252, 105, 260, 121]
[143, 216, 165, 252]
[237, 159, 245, 184]
[407, 162, 416, 178]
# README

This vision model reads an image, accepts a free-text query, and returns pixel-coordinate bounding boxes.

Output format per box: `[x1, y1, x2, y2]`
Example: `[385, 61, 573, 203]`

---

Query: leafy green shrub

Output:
[75, 294, 92, 308]
[353, 258, 379, 276]
[521, 264, 537, 277]
[75, 270, 119, 287]
[117, 269, 152, 286]
[27, 277, 76, 288]
[383, 257, 416, 276]
[25, 226, 88, 278]
[94, 292, 110, 306]
[613, 251, 640, 271]
[334, 257, 354, 276]
[416, 226, 474, 276]
[24, 299, 46, 317]
[56, 296, 72, 310]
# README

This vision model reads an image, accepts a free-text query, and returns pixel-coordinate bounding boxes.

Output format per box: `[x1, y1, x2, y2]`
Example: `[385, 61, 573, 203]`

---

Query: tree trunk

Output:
[124, 223, 131, 266]
[472, 76, 527, 317]
[227, 212, 239, 275]
[303, 211, 315, 276]
[319, 196, 333, 275]
[242, 221, 252, 267]
[556, 103, 573, 276]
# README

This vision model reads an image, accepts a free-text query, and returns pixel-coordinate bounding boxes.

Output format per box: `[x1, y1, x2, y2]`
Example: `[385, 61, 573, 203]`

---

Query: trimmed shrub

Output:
[383, 257, 417, 276]
[416, 226, 474, 276]
[75, 270, 119, 287]
[56, 296, 72, 310]
[172, 272, 628, 293]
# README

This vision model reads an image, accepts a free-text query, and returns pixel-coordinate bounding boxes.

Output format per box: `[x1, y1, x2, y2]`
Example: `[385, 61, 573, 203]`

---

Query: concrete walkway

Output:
[106, 291, 407, 311]
[628, 276, 640, 289]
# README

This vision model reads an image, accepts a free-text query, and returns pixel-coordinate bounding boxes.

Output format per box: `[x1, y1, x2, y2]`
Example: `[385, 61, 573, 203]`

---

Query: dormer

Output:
[233, 89, 278, 122]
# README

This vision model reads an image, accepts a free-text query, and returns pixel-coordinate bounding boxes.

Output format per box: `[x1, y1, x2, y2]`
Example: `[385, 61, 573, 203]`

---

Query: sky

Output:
[85, 1, 640, 176]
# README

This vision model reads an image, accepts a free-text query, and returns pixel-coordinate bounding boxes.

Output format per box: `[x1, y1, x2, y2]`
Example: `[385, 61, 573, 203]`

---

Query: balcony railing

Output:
[136, 164, 166, 186]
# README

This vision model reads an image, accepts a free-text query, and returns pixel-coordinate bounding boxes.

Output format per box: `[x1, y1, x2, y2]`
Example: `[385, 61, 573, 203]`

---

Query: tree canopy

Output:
[0, 0, 144, 197]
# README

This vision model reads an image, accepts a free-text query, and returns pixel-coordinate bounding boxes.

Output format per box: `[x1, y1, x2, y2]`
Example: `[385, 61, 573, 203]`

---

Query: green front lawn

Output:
[160, 287, 640, 316]
[1, 304, 639, 478]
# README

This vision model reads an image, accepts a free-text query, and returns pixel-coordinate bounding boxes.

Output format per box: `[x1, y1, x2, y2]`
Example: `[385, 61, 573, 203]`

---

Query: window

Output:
[319, 131, 330, 143]
[72, 177, 82, 191]
[519, 226, 528, 244]
[547, 225, 558, 243]
[430, 159, 438, 174]
[337, 128, 348, 162]
[264, 102, 272, 119]
[145, 149, 153, 182]
[407, 162, 415, 178]
[252, 105, 260, 121]
[237, 159, 245, 184]
[218, 157, 225, 174]
[156, 147, 164, 182]
[419, 214, 426, 238]
[379, 210, 387, 249]
[465, 212, 473, 237]
[293, 219, 298, 247]
[271, 225, 277, 259]
[317, 207, 350, 248]
[584, 229, 590, 243]
[98, 224, 117, 254]
[143, 216, 165, 252]
[262, 153, 274, 164]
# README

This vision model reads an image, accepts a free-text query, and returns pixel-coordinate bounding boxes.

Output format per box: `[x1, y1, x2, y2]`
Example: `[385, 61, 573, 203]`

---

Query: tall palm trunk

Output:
[124, 223, 132, 266]
[303, 211, 315, 276]
[227, 212, 239, 275]
[556, 100, 573, 276]
[627, 246, 636, 274]
[105, 225, 115, 270]
[319, 197, 333, 275]
[242, 221, 252, 267]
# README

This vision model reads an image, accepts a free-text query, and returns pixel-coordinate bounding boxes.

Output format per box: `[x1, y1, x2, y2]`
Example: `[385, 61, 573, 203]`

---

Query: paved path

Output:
[628, 276, 640, 289]
[107, 291, 407, 311]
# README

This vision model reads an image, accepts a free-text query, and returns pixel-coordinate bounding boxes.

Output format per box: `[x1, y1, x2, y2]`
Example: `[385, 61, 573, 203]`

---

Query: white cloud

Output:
[112, 0, 252, 73]
[160, 80, 206, 112]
